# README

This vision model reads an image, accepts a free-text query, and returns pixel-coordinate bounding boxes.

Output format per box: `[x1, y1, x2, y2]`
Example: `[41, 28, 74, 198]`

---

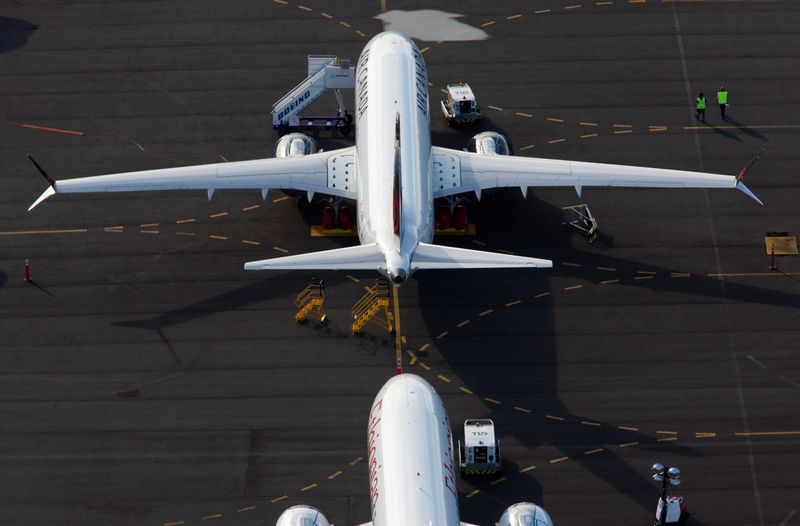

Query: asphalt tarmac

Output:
[1, 1, 799, 525]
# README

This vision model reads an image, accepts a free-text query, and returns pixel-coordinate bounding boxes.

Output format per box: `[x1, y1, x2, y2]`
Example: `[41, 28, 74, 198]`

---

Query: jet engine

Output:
[275, 505, 331, 526]
[276, 133, 319, 158]
[497, 502, 554, 526]
[466, 131, 511, 156]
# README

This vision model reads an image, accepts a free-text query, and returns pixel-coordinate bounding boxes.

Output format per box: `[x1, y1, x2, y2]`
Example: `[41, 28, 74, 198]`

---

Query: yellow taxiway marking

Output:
[420, 362, 431, 371]
[272, 195, 289, 203]
[601, 279, 620, 284]
[505, 299, 522, 307]
[598, 266, 616, 271]
[549, 138, 566, 144]
[516, 111, 533, 118]
[546, 415, 565, 421]
[614, 130, 633, 134]
[649, 125, 668, 131]
[619, 441, 639, 448]
[350, 457, 363, 466]
[176, 218, 195, 224]
[671, 272, 691, 278]
[709, 272, 800, 277]
[580, 133, 599, 139]
[209, 212, 228, 218]
[491, 476, 507, 485]
[457, 319, 471, 328]
[695, 432, 716, 438]
[596, 1, 614, 4]
[472, 239, 487, 246]
[562, 262, 581, 267]
[419, 46, 430, 53]
[629, 0, 645, 3]
[176, 231, 194, 236]
[579, 121, 598, 126]
[209, 235, 227, 240]
[297, 3, 312, 9]
[408, 354, 418, 366]
[484, 397, 501, 405]
[519, 464, 537, 473]
[585, 448, 604, 455]
[534, 9, 552, 14]
[657, 430, 677, 435]
[271, 495, 288, 503]
[301, 483, 318, 491]
[480, 20, 496, 27]
[487, 105, 504, 111]
[242, 204, 260, 211]
[272, 246, 289, 253]
[507, 14, 523, 20]
[614, 124, 633, 128]
[514, 406, 531, 413]
[581, 420, 601, 427]
[519, 144, 536, 151]
[634, 275, 653, 280]
[339, 20, 351, 28]
[735, 431, 800, 437]
[273, 0, 287, 4]
[637, 270, 657, 274]
[619, 426, 639, 431]
[237, 505, 257, 512]
[392, 284, 403, 370]
[418, 343, 430, 352]
[346, 274, 360, 282]
[565, 4, 583, 8]
[164, 522, 184, 526]
[438, 374, 451, 383]
[0, 228, 88, 236]
[356, 30, 366, 37]
[327, 471, 342, 480]
[499, 248, 516, 255]
[535, 292, 551, 298]
[466, 489, 481, 498]
[564, 284, 583, 291]
[202, 513, 222, 520]
[547, 117, 565, 123]
[104, 226, 123, 232]
[658, 437, 678, 442]
[479, 309, 494, 317]
[685, 124, 800, 130]
[550, 456, 569, 464]
[140, 230, 159, 234]
[242, 240, 260, 246]
[320, 12, 333, 18]
[459, 386, 474, 394]
[140, 223, 159, 227]
[436, 331, 449, 340]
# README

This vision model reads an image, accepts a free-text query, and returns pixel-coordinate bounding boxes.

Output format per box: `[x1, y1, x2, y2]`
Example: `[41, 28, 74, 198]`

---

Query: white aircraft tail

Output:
[243, 243, 385, 271]
[411, 242, 552, 270]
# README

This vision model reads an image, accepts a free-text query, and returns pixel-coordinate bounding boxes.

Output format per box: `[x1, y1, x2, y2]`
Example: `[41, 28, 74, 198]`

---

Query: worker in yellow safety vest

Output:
[717, 86, 728, 120]
[695, 93, 706, 123]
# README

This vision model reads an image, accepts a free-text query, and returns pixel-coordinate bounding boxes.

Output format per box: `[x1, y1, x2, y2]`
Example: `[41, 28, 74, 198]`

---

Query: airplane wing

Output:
[430, 146, 763, 204]
[27, 147, 357, 211]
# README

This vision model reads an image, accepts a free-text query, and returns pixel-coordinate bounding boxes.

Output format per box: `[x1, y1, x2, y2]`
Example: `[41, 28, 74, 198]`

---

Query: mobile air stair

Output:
[272, 55, 355, 135]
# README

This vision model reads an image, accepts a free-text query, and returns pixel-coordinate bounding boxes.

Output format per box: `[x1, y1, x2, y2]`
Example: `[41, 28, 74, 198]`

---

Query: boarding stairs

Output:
[351, 279, 393, 334]
[272, 55, 355, 131]
[294, 280, 326, 323]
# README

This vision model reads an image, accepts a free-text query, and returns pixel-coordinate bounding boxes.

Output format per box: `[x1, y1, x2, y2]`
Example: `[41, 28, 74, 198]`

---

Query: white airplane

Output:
[28, 31, 762, 285]
[275, 372, 554, 526]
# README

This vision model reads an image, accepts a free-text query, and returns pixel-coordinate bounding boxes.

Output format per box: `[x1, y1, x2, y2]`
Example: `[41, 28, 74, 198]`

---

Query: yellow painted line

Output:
[301, 483, 317, 491]
[271, 495, 288, 503]
[658, 437, 678, 442]
[487, 105, 504, 111]
[634, 275, 653, 280]
[598, 266, 616, 271]
[0, 228, 88, 236]
[614, 130, 633, 134]
[581, 420, 601, 427]
[499, 249, 516, 255]
[459, 386, 474, 394]
[484, 397, 501, 405]
[505, 299, 522, 307]
[734, 431, 800, 437]
[457, 319, 471, 328]
[328, 470, 342, 479]
[339, 20, 351, 27]
[564, 284, 583, 291]
[176, 231, 194, 236]
[579, 121, 598, 126]
[601, 279, 619, 284]
[685, 124, 800, 130]
[176, 218, 195, 224]
[562, 262, 581, 267]
[481, 20, 496, 27]
[472, 239, 487, 246]
[420, 362, 431, 371]
[490, 476, 507, 485]
[392, 284, 403, 373]
[535, 9, 552, 14]
[440, 89, 449, 95]
[409, 355, 418, 366]
[209, 235, 227, 240]
[514, 406, 531, 413]
[243, 240, 260, 246]
[466, 489, 480, 498]
[519, 144, 536, 151]
[438, 374, 451, 383]
[436, 331, 449, 339]
[549, 138, 566, 144]
[419, 343, 430, 352]
[479, 309, 494, 317]
[695, 432, 716, 438]
[419, 46, 430, 53]
[546, 415, 565, 421]
[629, 0, 645, 3]
[273, 0, 287, 3]
[619, 441, 639, 448]
[657, 430, 677, 435]
[140, 223, 159, 227]
[519, 464, 537, 473]
[596, 1, 614, 4]
[637, 270, 657, 275]
[202, 513, 222, 520]
[272, 195, 289, 203]
[614, 124, 633, 128]
[580, 133, 599, 139]
[709, 272, 800, 277]
[547, 117, 564, 123]
[140, 230, 159, 234]
[237, 505, 257, 512]
[346, 274, 360, 282]
[516, 112, 533, 118]
[320, 11, 333, 18]
[565, 4, 583, 8]
[104, 227, 123, 232]
[550, 456, 569, 464]
[671, 272, 691, 278]
[507, 14, 523, 20]
[209, 212, 228, 218]
[535, 292, 551, 298]
[585, 448, 604, 455]
[649, 126, 668, 131]
[618, 426, 639, 431]
[350, 457, 363, 466]
[242, 204, 260, 211]
[164, 522, 184, 526]
[356, 30, 366, 37]
[272, 246, 289, 253]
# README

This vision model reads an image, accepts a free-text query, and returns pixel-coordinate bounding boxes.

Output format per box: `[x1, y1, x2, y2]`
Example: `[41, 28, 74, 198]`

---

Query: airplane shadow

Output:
[0, 17, 36, 53]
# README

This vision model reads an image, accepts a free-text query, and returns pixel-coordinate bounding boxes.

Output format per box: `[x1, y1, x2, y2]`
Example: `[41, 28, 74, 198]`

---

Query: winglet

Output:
[734, 147, 765, 205]
[28, 186, 56, 211]
[736, 181, 763, 206]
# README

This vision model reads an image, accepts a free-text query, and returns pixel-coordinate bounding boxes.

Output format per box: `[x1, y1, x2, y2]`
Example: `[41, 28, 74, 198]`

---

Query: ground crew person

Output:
[717, 86, 728, 120]
[695, 92, 706, 123]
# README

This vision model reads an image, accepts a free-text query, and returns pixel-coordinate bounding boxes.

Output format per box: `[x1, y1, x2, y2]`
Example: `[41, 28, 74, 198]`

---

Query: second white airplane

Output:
[28, 32, 762, 284]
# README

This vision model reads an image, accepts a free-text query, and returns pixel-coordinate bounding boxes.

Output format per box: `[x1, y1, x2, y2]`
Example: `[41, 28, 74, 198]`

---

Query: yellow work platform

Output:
[764, 235, 798, 256]
[310, 225, 358, 237]
[435, 223, 476, 236]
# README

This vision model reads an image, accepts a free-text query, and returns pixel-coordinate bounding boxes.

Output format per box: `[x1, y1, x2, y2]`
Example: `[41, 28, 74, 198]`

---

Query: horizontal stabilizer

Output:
[244, 243, 385, 271]
[411, 242, 552, 270]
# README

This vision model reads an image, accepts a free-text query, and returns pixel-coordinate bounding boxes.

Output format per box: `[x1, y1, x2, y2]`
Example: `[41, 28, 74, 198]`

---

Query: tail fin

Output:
[244, 243, 385, 271]
[411, 242, 552, 270]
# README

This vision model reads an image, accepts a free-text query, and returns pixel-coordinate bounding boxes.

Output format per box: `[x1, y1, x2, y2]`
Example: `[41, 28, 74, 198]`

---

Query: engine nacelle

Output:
[497, 502, 554, 526]
[276, 133, 319, 158]
[275, 505, 331, 526]
[467, 131, 511, 156]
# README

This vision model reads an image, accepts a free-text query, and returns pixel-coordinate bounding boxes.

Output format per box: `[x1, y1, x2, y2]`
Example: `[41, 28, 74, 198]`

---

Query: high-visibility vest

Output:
[696, 97, 706, 110]
[717, 90, 728, 104]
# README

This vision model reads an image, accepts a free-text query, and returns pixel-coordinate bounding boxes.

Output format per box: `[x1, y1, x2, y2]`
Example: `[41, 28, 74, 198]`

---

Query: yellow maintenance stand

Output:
[351, 279, 393, 334]
[294, 280, 327, 323]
